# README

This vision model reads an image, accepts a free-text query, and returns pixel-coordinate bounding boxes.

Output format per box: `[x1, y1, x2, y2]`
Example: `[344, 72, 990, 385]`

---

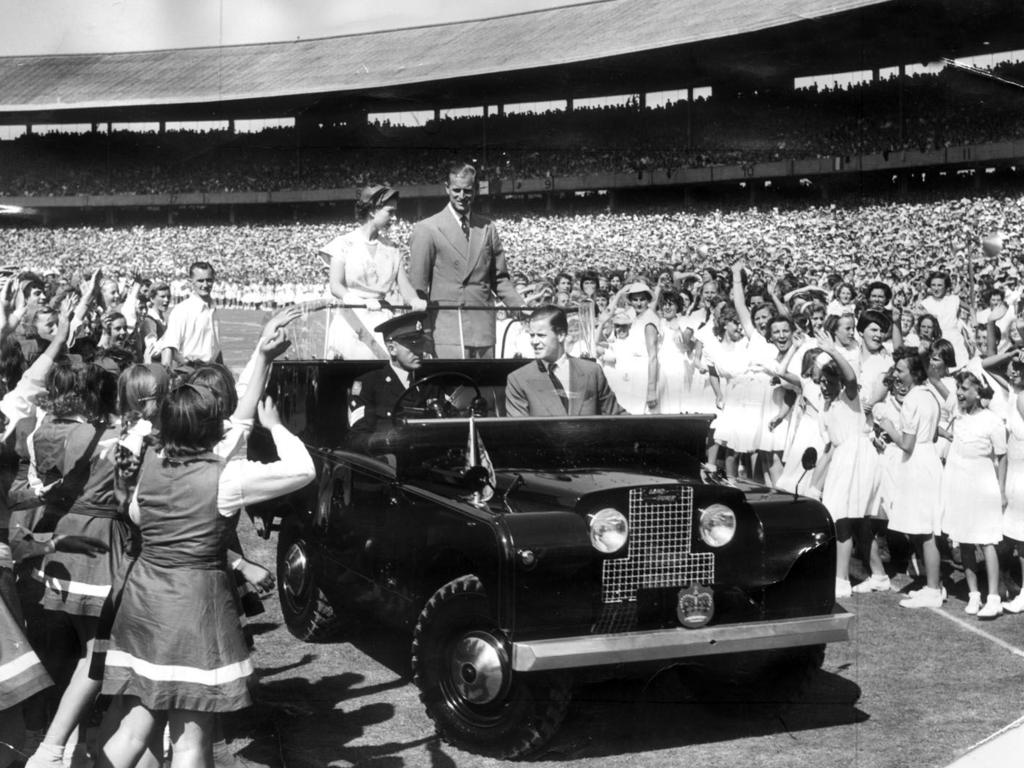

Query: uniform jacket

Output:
[505, 357, 624, 417]
[408, 207, 523, 354]
[348, 364, 410, 439]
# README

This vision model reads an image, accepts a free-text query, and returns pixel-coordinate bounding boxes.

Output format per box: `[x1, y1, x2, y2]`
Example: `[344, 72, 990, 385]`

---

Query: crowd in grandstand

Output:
[3, 190, 1022, 298]
[5, 62, 1024, 197]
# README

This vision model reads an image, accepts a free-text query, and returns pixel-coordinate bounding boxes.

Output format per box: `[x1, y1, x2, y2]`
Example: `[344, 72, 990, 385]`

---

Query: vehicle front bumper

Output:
[511, 610, 854, 672]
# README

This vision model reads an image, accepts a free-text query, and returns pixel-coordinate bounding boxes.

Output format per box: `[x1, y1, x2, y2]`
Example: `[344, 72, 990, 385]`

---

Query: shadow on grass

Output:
[536, 666, 865, 760]
[318, 618, 415, 681]
[223, 670, 415, 767]
[245, 621, 281, 637]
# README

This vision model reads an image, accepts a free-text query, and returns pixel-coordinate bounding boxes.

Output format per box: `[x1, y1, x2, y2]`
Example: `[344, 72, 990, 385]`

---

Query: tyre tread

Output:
[277, 520, 340, 643]
[411, 574, 570, 759]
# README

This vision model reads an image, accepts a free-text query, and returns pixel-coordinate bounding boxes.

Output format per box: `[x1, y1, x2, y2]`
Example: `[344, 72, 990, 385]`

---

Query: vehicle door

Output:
[317, 457, 395, 606]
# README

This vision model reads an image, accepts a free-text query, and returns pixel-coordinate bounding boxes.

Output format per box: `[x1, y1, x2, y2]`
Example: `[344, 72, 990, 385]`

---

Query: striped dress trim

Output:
[33, 568, 111, 598]
[103, 649, 253, 685]
[0, 650, 53, 708]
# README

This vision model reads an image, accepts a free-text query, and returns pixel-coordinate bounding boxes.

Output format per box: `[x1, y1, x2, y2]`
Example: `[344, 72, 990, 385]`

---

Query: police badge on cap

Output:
[374, 311, 428, 345]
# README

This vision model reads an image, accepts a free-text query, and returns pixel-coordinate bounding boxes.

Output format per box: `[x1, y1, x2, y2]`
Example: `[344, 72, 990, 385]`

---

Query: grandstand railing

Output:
[3, 139, 1023, 209]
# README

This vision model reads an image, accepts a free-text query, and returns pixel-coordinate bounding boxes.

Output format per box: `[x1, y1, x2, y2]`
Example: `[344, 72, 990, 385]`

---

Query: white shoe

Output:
[900, 586, 945, 608]
[1003, 592, 1024, 614]
[965, 591, 982, 615]
[852, 575, 893, 593]
[908, 584, 947, 600]
[835, 578, 852, 599]
[978, 595, 1003, 619]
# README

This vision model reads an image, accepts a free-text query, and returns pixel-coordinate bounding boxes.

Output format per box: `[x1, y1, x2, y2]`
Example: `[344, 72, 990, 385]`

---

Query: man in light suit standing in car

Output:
[409, 161, 524, 359]
[505, 305, 624, 417]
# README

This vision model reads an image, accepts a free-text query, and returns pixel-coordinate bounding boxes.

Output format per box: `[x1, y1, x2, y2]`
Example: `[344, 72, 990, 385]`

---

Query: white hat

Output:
[623, 282, 652, 298]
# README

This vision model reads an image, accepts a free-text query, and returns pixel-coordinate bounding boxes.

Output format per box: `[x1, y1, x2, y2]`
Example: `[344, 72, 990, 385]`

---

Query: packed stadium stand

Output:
[2, 0, 1024, 205]
[4, 60, 1024, 198]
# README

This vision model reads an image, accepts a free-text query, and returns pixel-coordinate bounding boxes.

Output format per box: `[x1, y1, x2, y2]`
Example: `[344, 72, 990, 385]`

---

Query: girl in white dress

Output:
[682, 279, 721, 413]
[875, 349, 945, 608]
[925, 339, 957, 461]
[727, 262, 783, 482]
[813, 331, 880, 599]
[1002, 358, 1024, 614]
[823, 313, 861, 378]
[754, 315, 801, 486]
[706, 305, 751, 479]
[606, 283, 660, 414]
[775, 347, 826, 497]
[915, 313, 941, 357]
[656, 291, 691, 414]
[826, 282, 857, 318]
[321, 185, 426, 360]
[858, 367, 907, 595]
[941, 371, 1007, 618]
[920, 270, 968, 366]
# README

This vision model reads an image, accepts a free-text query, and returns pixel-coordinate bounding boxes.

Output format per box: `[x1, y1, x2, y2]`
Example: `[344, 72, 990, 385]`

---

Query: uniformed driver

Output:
[347, 311, 428, 448]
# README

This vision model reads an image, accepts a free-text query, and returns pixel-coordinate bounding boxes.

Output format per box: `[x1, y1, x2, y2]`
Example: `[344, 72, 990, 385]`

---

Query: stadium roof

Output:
[0, 0, 1021, 125]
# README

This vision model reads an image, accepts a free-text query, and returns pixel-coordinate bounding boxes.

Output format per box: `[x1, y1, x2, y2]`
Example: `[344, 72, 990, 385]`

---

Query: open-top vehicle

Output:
[252, 353, 853, 758]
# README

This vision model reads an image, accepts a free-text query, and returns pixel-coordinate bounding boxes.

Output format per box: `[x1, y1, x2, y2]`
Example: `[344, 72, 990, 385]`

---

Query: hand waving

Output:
[257, 396, 282, 429]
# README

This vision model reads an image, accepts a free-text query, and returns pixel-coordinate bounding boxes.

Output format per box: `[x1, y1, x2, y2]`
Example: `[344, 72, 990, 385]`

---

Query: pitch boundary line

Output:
[963, 712, 1024, 751]
[927, 605, 1024, 659]
[929, 607, 1024, 766]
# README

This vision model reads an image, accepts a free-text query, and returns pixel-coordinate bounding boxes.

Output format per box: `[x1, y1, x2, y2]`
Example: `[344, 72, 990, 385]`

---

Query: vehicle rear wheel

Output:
[276, 517, 339, 642]
[411, 575, 571, 759]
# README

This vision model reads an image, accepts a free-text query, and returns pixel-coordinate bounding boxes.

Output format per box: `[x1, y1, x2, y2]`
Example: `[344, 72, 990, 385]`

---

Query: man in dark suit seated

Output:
[505, 305, 624, 417]
[347, 311, 428, 449]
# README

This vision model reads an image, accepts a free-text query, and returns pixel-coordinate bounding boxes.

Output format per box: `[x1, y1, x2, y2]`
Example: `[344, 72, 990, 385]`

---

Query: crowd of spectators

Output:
[4, 63, 1024, 197]
[2, 191, 1021, 307]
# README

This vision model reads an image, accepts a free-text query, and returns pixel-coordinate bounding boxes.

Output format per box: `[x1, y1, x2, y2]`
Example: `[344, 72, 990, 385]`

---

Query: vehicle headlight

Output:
[588, 508, 628, 553]
[699, 503, 736, 547]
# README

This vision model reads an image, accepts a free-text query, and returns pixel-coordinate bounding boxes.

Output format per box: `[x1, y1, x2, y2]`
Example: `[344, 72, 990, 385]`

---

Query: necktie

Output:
[460, 215, 470, 239]
[547, 362, 569, 413]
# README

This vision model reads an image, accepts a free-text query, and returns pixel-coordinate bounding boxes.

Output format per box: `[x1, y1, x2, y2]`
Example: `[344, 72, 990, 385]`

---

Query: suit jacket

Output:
[505, 357, 624, 417]
[408, 206, 523, 354]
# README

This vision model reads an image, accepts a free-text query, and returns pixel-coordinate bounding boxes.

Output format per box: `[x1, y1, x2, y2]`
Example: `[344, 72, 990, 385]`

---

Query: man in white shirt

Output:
[157, 261, 222, 366]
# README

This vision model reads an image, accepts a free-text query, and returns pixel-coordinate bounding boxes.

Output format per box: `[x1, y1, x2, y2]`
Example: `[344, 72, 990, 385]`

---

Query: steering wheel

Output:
[392, 372, 488, 420]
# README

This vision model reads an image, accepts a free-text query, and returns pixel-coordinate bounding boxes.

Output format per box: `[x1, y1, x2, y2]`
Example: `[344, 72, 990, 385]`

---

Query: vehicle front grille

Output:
[593, 486, 715, 633]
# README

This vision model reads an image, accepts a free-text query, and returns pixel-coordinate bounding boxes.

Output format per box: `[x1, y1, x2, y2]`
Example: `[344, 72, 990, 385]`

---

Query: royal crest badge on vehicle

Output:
[676, 583, 714, 628]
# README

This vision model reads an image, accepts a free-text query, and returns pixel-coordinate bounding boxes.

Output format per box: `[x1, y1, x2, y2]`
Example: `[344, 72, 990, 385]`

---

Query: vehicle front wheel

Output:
[276, 517, 338, 642]
[411, 575, 571, 759]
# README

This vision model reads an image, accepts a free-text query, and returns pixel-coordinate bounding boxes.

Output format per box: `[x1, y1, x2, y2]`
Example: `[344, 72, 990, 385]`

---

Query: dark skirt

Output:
[36, 513, 129, 618]
[100, 559, 252, 712]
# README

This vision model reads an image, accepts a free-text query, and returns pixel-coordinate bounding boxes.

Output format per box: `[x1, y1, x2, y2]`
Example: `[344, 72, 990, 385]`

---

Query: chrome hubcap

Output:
[450, 632, 507, 705]
[283, 542, 309, 603]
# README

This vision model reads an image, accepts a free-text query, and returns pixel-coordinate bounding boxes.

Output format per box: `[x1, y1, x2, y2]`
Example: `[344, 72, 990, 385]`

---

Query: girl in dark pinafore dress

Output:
[25, 361, 124, 768]
[97, 384, 313, 768]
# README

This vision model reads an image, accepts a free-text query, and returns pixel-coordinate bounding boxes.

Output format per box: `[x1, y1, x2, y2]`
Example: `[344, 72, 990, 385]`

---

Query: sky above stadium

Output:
[0, 0, 595, 56]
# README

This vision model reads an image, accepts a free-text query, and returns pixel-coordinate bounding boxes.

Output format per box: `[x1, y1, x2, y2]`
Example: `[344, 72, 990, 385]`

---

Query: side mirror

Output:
[801, 447, 818, 471]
